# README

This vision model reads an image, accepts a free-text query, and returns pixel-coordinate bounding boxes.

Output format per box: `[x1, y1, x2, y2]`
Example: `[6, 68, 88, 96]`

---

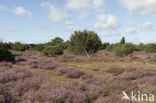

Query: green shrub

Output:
[11, 42, 28, 51]
[135, 43, 145, 51]
[105, 45, 113, 51]
[0, 48, 15, 62]
[69, 30, 102, 56]
[43, 44, 64, 57]
[113, 43, 135, 57]
[33, 44, 45, 51]
[144, 43, 156, 53]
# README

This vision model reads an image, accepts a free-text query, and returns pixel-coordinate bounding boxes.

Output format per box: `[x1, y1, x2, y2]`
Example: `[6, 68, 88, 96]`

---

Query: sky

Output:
[0, 0, 156, 44]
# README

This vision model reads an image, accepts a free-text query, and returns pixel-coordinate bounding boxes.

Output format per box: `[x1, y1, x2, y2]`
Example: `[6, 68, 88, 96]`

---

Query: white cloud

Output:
[94, 14, 120, 30]
[12, 7, 32, 18]
[138, 22, 156, 31]
[65, 0, 105, 19]
[65, 0, 91, 11]
[92, 0, 105, 9]
[120, 0, 156, 16]
[101, 31, 120, 37]
[41, 2, 77, 32]
[140, 39, 156, 44]
[125, 28, 136, 34]
[41, 2, 69, 22]
[13, 7, 26, 16]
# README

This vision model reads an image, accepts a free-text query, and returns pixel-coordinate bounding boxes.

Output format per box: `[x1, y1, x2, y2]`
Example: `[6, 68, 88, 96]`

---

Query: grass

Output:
[13, 64, 78, 83]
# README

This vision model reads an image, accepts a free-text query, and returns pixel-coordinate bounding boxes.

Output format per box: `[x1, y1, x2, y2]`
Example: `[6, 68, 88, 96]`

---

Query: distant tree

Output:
[48, 37, 64, 46]
[120, 37, 125, 44]
[69, 30, 102, 57]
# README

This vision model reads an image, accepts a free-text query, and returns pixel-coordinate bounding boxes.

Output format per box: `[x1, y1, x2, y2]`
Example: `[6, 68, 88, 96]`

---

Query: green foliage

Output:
[135, 43, 145, 51]
[11, 42, 29, 51]
[42, 37, 67, 56]
[102, 43, 109, 49]
[144, 43, 156, 53]
[50, 37, 64, 45]
[120, 37, 125, 44]
[0, 48, 15, 62]
[43, 44, 64, 56]
[0, 42, 15, 62]
[105, 45, 113, 51]
[113, 43, 135, 56]
[33, 44, 45, 51]
[69, 30, 102, 55]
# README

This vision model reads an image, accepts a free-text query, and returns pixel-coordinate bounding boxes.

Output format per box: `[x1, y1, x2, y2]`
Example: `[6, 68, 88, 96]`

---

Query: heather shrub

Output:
[104, 66, 125, 75]
[65, 68, 84, 78]
[69, 30, 102, 56]
[56, 67, 68, 74]
[144, 43, 156, 53]
[37, 86, 87, 103]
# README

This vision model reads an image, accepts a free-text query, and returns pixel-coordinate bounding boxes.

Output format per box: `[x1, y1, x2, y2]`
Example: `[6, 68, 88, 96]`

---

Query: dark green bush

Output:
[69, 30, 102, 56]
[0, 48, 15, 62]
[102, 43, 110, 49]
[43, 44, 64, 57]
[144, 43, 156, 53]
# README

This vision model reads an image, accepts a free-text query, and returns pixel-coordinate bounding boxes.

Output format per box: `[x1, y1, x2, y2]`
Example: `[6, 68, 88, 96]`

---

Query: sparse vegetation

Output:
[0, 31, 156, 103]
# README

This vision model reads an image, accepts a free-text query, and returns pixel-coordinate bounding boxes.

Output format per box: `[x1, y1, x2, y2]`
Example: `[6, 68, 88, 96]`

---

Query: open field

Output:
[0, 50, 156, 103]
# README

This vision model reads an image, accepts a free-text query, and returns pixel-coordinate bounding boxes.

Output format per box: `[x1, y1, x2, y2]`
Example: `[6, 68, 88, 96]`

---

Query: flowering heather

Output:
[104, 66, 125, 75]
[65, 68, 85, 78]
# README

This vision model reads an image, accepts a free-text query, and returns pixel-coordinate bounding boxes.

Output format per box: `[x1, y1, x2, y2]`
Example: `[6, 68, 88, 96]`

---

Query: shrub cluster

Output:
[144, 43, 156, 53]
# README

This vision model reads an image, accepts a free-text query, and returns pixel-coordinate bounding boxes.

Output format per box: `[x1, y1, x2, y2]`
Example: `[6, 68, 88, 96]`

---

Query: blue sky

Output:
[0, 0, 156, 44]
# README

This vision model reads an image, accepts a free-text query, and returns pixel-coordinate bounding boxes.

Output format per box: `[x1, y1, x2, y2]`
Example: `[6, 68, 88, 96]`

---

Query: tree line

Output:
[0, 30, 156, 62]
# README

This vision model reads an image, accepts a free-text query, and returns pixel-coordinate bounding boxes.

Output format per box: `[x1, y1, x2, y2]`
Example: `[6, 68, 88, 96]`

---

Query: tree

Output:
[47, 37, 64, 46]
[69, 30, 102, 57]
[120, 37, 125, 44]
